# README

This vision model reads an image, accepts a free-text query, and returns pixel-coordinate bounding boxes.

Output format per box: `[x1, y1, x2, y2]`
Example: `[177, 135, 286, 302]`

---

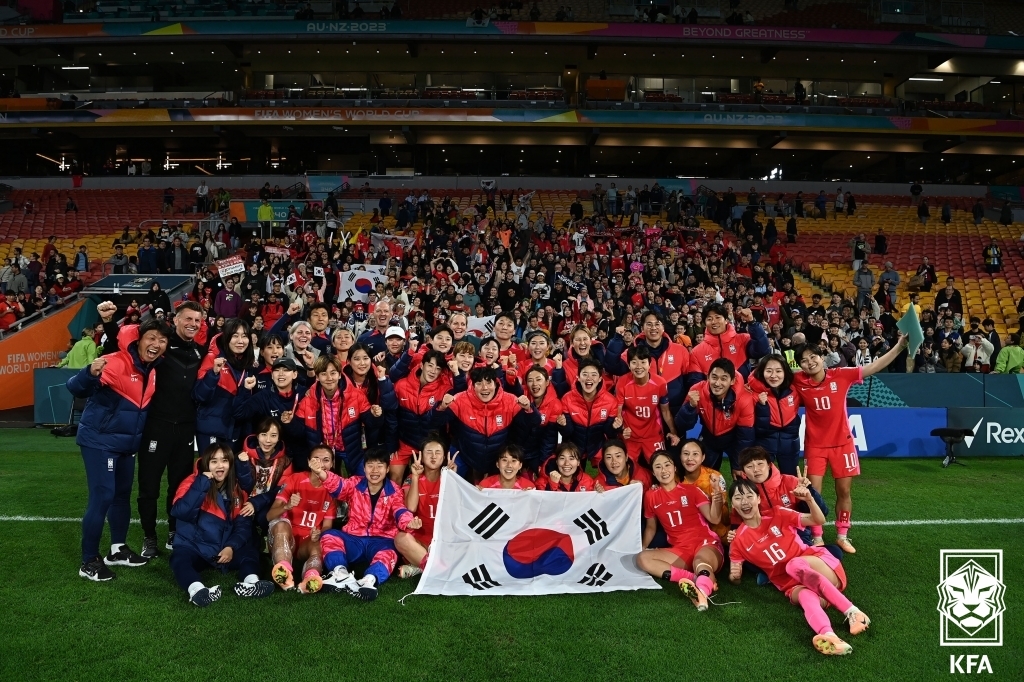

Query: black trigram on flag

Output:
[468, 502, 510, 539]
[463, 564, 501, 590]
[579, 562, 612, 587]
[573, 509, 609, 545]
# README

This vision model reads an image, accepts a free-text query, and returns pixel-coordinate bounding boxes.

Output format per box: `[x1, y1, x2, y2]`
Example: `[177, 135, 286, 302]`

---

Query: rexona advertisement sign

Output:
[948, 408, 1024, 457]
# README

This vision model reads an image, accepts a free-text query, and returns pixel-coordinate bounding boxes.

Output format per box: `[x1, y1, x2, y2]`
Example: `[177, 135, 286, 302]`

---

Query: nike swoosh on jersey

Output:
[746, 544, 755, 551]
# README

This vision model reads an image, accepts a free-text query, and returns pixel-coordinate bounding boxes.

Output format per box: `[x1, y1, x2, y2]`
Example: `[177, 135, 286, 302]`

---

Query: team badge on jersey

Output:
[681, 496, 689, 507]
[651, 395, 658, 404]
[728, 344, 737, 354]
[781, 494, 791, 506]
[322, 501, 331, 512]
[667, 355, 675, 364]
[770, 525, 783, 538]
[348, 406, 356, 418]
[787, 396, 795, 406]
[428, 396, 436, 406]
[495, 415, 504, 426]
[830, 381, 838, 392]
[600, 409, 608, 419]
[149, 440, 158, 453]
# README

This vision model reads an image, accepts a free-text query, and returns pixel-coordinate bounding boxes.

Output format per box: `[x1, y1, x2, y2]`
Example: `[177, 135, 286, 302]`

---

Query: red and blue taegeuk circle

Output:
[502, 528, 574, 579]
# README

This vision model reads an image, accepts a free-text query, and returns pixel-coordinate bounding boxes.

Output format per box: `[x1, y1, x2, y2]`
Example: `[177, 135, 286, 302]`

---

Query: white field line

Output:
[1, 516, 1023, 526]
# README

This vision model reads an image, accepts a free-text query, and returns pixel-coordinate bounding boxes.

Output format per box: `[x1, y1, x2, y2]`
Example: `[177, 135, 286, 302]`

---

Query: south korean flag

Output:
[416, 471, 659, 596]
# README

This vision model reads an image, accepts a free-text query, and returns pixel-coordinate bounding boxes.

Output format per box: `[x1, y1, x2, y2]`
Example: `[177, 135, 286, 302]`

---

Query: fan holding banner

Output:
[337, 266, 389, 303]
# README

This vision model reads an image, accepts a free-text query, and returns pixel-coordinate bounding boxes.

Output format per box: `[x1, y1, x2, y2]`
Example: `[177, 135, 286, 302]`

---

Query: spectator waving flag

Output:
[466, 315, 496, 338]
[415, 471, 658, 596]
[337, 266, 388, 303]
[897, 299, 925, 358]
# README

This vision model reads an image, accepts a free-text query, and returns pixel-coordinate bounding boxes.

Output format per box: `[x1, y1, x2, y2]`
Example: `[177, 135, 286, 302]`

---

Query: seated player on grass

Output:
[318, 447, 422, 601]
[732, 446, 831, 548]
[477, 445, 536, 490]
[266, 445, 336, 594]
[636, 450, 724, 612]
[728, 478, 870, 656]
[678, 439, 730, 545]
[593, 438, 652, 491]
[169, 444, 275, 607]
[394, 433, 452, 580]
[537, 442, 595, 492]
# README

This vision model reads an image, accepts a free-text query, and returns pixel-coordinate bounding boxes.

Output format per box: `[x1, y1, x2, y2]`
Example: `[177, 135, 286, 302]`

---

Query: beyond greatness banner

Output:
[4, 20, 1020, 52]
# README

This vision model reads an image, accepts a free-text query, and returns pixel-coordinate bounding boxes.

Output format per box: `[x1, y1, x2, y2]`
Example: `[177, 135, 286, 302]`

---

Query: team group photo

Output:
[2, 3, 1023, 680]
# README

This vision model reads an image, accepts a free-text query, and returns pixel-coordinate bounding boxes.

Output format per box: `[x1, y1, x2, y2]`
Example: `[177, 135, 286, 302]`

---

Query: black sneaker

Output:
[141, 536, 159, 559]
[234, 580, 275, 598]
[165, 531, 176, 551]
[104, 545, 151, 567]
[79, 556, 116, 582]
[189, 585, 222, 607]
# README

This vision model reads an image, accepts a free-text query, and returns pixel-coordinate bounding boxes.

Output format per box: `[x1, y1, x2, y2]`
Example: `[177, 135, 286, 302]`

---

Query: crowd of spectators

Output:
[0, 237, 86, 331]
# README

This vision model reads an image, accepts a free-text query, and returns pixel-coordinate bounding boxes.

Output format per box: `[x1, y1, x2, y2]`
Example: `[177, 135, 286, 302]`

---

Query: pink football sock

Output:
[797, 586, 834, 635]
[836, 510, 851, 537]
[788, 557, 853, 613]
[811, 525, 824, 539]
[278, 560, 293, 572]
[669, 566, 695, 582]
[418, 553, 429, 570]
[695, 574, 715, 597]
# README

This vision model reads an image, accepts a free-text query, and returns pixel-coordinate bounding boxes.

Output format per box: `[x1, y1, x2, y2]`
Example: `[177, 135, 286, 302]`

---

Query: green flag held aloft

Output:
[897, 302, 925, 358]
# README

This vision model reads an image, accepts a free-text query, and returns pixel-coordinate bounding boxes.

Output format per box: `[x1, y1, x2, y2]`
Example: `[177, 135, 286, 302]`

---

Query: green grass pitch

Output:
[0, 431, 1021, 681]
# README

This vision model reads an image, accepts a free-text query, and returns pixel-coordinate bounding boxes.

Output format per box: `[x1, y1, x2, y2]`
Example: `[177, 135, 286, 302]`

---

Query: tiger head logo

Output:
[937, 560, 1006, 636]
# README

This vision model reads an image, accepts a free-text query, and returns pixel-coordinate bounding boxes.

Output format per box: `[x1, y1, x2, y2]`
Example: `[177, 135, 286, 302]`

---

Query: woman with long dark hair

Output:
[193, 318, 256, 450]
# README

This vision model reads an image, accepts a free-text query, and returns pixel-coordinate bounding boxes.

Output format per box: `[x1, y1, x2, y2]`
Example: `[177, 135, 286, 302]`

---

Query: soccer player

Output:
[615, 345, 681, 466]
[729, 478, 870, 656]
[391, 350, 455, 483]
[193, 318, 255, 450]
[266, 446, 337, 593]
[593, 438, 652, 491]
[431, 365, 538, 481]
[395, 433, 451, 579]
[493, 312, 530, 368]
[233, 357, 307, 463]
[792, 334, 907, 553]
[560, 359, 619, 466]
[675, 358, 755, 472]
[678, 440, 730, 544]
[69, 312, 170, 581]
[318, 448, 423, 601]
[517, 366, 565, 473]
[553, 324, 607, 396]
[518, 330, 556, 382]
[236, 417, 293, 533]
[478, 445, 536, 490]
[606, 310, 691, 415]
[636, 450, 724, 611]
[295, 355, 381, 476]
[746, 355, 802, 475]
[169, 444, 275, 606]
[537, 442, 595, 492]
[686, 302, 769, 382]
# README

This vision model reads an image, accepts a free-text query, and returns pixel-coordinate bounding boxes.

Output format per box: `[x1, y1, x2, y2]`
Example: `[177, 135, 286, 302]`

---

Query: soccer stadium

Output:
[0, 0, 1022, 679]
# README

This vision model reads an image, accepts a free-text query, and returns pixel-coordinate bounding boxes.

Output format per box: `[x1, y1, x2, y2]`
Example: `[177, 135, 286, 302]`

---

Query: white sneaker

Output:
[321, 566, 358, 595]
[356, 574, 378, 601]
[399, 565, 423, 579]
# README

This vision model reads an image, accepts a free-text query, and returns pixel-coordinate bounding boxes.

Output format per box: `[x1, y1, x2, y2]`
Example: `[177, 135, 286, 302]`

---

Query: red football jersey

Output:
[403, 474, 441, 545]
[275, 473, 336, 539]
[642, 483, 713, 549]
[730, 507, 808, 595]
[792, 366, 862, 448]
[478, 475, 535, 490]
[617, 374, 668, 445]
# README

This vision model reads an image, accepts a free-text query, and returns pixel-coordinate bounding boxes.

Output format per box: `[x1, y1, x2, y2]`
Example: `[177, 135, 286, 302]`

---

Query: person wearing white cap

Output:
[384, 326, 407, 370]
